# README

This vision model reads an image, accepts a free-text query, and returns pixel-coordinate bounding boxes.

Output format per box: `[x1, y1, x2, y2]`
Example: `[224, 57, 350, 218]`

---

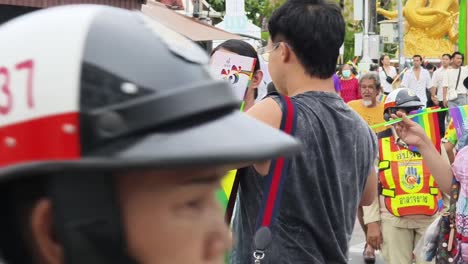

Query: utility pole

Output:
[358, 0, 372, 73]
[368, 0, 376, 34]
[193, 0, 203, 18]
[185, 0, 190, 16]
[397, 0, 405, 72]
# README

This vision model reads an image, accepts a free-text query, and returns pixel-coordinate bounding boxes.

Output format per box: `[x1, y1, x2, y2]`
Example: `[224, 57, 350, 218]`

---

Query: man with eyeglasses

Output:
[348, 73, 386, 134]
[348, 73, 386, 263]
[230, 0, 378, 263]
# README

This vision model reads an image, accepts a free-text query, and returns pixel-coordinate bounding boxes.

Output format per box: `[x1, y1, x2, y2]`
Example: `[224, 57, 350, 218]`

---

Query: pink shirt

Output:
[454, 147, 468, 196]
[340, 78, 361, 103]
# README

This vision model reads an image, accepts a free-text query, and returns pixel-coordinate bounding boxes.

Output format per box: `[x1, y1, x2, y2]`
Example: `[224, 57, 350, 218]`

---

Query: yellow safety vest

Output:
[378, 136, 441, 217]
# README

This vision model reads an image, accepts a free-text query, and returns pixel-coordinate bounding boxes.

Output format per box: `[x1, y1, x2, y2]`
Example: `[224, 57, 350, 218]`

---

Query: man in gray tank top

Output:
[230, 0, 378, 263]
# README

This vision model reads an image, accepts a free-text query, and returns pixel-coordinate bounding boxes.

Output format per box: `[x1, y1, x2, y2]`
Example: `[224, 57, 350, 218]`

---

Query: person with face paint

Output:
[340, 63, 361, 103]
[0, 6, 301, 264]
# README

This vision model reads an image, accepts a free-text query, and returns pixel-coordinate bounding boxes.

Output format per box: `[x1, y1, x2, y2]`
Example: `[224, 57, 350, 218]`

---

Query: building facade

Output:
[0, 0, 145, 24]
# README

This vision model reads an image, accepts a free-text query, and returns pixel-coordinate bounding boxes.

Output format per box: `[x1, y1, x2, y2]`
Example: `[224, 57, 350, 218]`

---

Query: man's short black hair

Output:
[413, 55, 422, 61]
[268, 0, 345, 79]
[452, 51, 464, 62]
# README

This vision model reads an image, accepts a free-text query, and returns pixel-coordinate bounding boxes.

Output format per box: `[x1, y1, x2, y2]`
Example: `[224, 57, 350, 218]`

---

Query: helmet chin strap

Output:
[384, 108, 409, 149]
[48, 173, 139, 264]
[391, 126, 409, 149]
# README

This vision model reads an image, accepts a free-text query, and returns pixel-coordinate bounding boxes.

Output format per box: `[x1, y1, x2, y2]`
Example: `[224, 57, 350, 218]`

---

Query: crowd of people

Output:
[0, 0, 467, 264]
[212, 2, 466, 264]
[210, 14, 468, 264]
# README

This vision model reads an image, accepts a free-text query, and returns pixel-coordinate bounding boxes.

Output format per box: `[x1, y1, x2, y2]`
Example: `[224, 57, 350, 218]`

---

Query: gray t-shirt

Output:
[231, 92, 377, 264]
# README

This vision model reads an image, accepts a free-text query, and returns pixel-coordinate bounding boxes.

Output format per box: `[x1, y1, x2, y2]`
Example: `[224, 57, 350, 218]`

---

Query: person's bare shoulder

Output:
[246, 97, 283, 175]
[246, 97, 282, 130]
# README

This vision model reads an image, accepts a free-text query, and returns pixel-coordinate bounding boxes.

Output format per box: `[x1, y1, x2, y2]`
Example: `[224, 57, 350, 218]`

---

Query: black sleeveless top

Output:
[231, 92, 378, 264]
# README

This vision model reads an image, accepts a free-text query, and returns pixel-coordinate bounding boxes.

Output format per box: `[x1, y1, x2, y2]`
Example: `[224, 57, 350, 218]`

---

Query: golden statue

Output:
[377, 0, 459, 58]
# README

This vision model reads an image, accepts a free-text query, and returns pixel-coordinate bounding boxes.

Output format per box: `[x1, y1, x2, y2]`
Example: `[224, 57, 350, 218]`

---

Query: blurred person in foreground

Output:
[0, 5, 300, 264]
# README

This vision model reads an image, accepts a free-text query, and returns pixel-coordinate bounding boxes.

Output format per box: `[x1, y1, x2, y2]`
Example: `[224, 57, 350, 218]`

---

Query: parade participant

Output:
[442, 52, 468, 108]
[348, 73, 386, 134]
[348, 73, 386, 263]
[211, 40, 264, 111]
[431, 54, 451, 137]
[401, 55, 433, 106]
[364, 88, 443, 264]
[340, 63, 361, 102]
[0, 5, 300, 264]
[379, 55, 397, 95]
[230, 0, 378, 263]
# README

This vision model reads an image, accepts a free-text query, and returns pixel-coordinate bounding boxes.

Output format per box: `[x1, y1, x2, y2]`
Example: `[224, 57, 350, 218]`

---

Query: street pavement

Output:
[348, 219, 385, 264]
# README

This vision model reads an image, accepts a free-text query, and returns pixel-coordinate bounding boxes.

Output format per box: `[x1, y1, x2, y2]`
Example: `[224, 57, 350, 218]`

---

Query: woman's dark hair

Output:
[341, 63, 357, 75]
[442, 53, 452, 59]
[379, 54, 390, 67]
[210, 39, 261, 72]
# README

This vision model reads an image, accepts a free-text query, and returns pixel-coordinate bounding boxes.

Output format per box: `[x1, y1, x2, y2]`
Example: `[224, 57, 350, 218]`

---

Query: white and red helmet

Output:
[383, 88, 425, 111]
[0, 5, 299, 264]
[0, 5, 299, 178]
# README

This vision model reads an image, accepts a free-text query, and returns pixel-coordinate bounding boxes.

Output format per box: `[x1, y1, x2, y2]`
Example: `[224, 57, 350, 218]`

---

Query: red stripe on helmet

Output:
[384, 102, 396, 110]
[0, 113, 80, 167]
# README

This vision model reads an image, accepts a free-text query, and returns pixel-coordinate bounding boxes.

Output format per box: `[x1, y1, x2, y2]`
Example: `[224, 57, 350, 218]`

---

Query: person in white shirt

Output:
[431, 53, 451, 137]
[379, 54, 397, 95]
[442, 51, 468, 107]
[401, 55, 432, 106]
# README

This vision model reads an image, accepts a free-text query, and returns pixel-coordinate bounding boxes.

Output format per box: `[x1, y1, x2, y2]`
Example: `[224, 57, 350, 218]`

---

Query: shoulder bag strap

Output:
[455, 67, 462, 93]
[252, 95, 298, 263]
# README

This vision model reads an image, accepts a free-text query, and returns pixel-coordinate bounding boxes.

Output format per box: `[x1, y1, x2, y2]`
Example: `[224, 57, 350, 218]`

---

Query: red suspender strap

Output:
[253, 95, 298, 262]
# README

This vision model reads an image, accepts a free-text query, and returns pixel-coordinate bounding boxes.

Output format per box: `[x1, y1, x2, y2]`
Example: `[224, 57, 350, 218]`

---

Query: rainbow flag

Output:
[460, 0, 467, 56]
[410, 107, 441, 152]
[379, 93, 387, 103]
[449, 105, 468, 139]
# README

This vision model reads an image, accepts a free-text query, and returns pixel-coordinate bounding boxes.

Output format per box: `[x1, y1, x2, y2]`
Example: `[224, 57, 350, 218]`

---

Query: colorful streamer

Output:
[449, 105, 468, 139]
